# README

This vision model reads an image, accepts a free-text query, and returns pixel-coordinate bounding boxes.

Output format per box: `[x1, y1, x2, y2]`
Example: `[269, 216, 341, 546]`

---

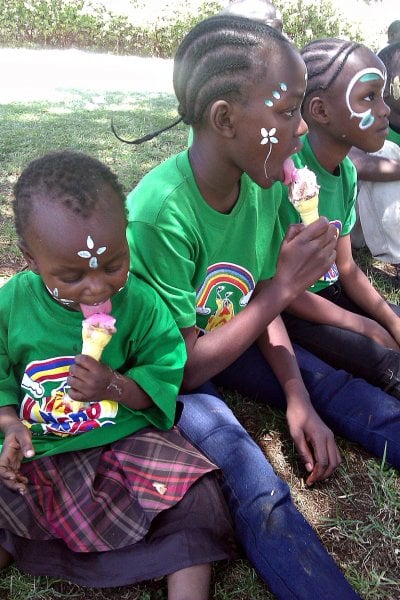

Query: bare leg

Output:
[167, 563, 211, 600]
[0, 545, 12, 570]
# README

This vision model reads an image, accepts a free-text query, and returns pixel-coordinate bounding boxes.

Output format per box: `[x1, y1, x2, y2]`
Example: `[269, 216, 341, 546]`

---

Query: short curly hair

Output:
[13, 150, 125, 241]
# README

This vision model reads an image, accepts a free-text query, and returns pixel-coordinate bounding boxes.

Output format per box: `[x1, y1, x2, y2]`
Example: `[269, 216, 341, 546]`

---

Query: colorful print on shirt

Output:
[196, 262, 255, 332]
[20, 356, 118, 436]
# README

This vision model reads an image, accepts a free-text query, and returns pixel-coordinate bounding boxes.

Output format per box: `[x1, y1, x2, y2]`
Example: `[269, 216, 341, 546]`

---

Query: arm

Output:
[0, 405, 35, 494]
[337, 235, 400, 347]
[286, 290, 400, 350]
[258, 316, 341, 486]
[349, 147, 400, 182]
[180, 219, 337, 390]
[67, 356, 154, 410]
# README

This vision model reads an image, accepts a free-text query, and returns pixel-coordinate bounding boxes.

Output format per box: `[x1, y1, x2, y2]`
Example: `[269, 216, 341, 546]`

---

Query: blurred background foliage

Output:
[0, 0, 375, 58]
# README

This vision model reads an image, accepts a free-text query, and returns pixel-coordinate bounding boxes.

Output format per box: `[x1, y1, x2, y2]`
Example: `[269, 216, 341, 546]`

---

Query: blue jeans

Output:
[177, 343, 400, 599]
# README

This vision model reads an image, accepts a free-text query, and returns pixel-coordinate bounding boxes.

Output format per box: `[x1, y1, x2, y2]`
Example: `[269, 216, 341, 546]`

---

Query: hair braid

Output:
[301, 38, 362, 101]
[113, 15, 289, 145]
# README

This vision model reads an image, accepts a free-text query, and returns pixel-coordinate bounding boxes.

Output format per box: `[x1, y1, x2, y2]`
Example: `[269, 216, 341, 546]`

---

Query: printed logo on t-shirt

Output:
[20, 356, 118, 436]
[316, 219, 342, 286]
[196, 262, 255, 332]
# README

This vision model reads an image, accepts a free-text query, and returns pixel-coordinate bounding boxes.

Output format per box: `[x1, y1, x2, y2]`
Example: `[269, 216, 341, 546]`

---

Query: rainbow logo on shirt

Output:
[196, 262, 255, 331]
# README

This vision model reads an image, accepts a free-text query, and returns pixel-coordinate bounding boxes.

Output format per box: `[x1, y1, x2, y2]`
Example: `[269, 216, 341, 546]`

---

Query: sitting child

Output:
[350, 41, 400, 277]
[278, 38, 400, 397]
[0, 150, 236, 599]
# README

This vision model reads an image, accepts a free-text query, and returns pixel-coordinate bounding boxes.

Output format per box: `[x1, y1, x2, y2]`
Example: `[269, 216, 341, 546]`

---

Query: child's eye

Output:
[104, 263, 124, 274]
[282, 107, 297, 117]
[364, 92, 375, 102]
[59, 274, 82, 284]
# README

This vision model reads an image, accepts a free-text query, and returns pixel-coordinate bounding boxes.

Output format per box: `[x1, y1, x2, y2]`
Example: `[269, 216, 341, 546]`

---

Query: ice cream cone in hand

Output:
[81, 313, 116, 360]
[283, 159, 320, 225]
[64, 311, 116, 410]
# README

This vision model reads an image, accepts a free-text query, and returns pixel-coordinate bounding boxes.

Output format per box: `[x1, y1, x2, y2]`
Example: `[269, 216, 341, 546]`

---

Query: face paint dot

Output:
[360, 113, 375, 129]
[89, 257, 98, 269]
[280, 82, 287, 91]
[272, 90, 280, 99]
[265, 99, 273, 107]
[53, 288, 59, 298]
[87, 236, 94, 249]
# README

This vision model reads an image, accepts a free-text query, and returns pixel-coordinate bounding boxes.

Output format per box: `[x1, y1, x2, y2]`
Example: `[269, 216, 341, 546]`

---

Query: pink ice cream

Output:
[81, 313, 116, 361]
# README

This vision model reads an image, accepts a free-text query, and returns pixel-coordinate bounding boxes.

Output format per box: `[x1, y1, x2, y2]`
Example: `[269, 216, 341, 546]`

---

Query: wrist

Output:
[106, 368, 125, 400]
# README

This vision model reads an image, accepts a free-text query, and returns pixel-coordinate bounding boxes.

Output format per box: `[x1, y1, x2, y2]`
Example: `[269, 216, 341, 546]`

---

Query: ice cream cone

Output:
[82, 322, 114, 360]
[286, 165, 320, 226]
[63, 313, 116, 410]
[295, 194, 319, 225]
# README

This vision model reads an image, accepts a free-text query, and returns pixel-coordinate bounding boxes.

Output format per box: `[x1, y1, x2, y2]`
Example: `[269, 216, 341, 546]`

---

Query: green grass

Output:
[0, 79, 399, 599]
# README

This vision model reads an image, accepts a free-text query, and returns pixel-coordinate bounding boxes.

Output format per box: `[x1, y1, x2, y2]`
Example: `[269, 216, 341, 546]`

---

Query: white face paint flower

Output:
[261, 127, 279, 181]
[77, 235, 107, 269]
[261, 127, 278, 145]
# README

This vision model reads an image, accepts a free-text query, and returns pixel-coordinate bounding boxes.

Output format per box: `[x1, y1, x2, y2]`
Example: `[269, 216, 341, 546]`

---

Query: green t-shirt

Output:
[0, 271, 186, 459]
[126, 150, 283, 332]
[387, 125, 400, 146]
[279, 135, 357, 293]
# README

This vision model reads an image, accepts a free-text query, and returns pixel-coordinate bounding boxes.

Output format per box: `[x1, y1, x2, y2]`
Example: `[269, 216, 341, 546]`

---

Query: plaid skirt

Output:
[0, 473, 238, 587]
[0, 427, 221, 553]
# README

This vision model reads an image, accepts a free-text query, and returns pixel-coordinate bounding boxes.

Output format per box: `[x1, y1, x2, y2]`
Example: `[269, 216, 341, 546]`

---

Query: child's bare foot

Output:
[0, 546, 12, 570]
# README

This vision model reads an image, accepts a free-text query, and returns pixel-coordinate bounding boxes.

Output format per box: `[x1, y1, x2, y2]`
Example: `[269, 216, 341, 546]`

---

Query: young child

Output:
[350, 41, 400, 275]
[122, 15, 400, 600]
[0, 150, 237, 599]
[277, 38, 400, 398]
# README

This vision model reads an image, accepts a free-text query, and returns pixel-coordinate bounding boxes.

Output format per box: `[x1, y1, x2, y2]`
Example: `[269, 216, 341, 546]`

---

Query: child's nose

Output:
[86, 275, 107, 296]
[296, 115, 308, 136]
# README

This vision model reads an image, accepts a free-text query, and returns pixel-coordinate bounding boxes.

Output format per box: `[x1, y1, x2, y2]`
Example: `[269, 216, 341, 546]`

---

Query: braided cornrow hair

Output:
[113, 15, 289, 145]
[13, 151, 125, 242]
[301, 38, 362, 103]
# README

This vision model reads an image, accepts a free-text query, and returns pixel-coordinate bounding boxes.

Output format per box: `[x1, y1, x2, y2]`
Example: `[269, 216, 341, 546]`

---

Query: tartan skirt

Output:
[0, 427, 225, 554]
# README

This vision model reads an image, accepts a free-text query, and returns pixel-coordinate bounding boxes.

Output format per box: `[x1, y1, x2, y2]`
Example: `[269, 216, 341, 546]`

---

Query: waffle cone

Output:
[296, 194, 319, 225]
[81, 325, 113, 361]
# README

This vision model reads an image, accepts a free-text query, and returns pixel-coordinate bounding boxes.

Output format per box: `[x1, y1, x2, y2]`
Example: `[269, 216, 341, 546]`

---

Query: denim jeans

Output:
[178, 343, 400, 599]
[282, 280, 400, 398]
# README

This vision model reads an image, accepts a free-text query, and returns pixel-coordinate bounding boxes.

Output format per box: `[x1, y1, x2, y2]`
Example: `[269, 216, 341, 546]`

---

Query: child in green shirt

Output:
[0, 150, 236, 598]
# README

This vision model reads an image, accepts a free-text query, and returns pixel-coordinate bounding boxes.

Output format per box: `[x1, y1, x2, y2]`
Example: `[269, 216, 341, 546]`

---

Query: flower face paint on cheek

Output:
[262, 82, 287, 179]
[77, 235, 107, 269]
[345, 68, 385, 130]
[45, 285, 75, 306]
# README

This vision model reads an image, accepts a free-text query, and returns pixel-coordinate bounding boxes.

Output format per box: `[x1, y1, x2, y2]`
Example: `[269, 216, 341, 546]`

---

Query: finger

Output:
[74, 354, 98, 368]
[293, 434, 315, 474]
[285, 223, 304, 242]
[304, 439, 330, 486]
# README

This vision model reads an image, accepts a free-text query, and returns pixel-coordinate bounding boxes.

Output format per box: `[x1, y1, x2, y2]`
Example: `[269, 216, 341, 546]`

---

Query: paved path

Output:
[0, 47, 174, 103]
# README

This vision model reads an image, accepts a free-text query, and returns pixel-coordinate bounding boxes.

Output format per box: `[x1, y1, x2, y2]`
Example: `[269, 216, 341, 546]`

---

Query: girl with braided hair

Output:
[123, 15, 400, 599]
[278, 38, 400, 398]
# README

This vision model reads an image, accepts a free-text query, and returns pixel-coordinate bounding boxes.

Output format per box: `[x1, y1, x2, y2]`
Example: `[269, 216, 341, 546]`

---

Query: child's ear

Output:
[308, 96, 330, 124]
[18, 241, 39, 274]
[209, 100, 236, 138]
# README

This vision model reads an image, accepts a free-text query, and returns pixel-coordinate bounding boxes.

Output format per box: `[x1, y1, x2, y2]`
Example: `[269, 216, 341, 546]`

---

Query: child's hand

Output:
[67, 355, 118, 403]
[286, 398, 341, 487]
[278, 218, 337, 296]
[0, 422, 34, 494]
